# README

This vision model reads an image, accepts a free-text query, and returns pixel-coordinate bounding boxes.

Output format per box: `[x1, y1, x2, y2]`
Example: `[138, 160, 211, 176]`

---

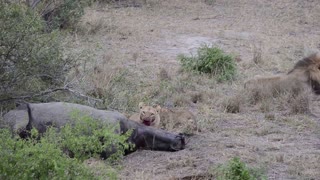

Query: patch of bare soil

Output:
[121, 113, 320, 179]
[70, 0, 320, 179]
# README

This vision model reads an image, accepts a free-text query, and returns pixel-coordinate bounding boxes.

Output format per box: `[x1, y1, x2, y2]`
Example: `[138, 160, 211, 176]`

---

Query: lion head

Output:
[288, 53, 320, 94]
[136, 102, 161, 127]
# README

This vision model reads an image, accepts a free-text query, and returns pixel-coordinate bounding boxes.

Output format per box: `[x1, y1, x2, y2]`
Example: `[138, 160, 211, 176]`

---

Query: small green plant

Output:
[214, 157, 267, 180]
[178, 45, 236, 82]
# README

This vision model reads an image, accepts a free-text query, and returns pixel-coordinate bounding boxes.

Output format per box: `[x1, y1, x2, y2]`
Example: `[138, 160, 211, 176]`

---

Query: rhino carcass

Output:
[1, 102, 185, 158]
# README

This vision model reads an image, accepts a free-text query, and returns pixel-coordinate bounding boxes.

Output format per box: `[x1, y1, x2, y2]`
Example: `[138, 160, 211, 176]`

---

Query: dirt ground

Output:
[70, 0, 320, 179]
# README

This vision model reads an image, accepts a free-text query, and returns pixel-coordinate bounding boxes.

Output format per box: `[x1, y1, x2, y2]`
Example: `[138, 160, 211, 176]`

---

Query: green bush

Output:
[214, 157, 267, 180]
[57, 111, 133, 161]
[0, 2, 75, 102]
[0, 113, 132, 179]
[0, 129, 93, 179]
[178, 45, 236, 82]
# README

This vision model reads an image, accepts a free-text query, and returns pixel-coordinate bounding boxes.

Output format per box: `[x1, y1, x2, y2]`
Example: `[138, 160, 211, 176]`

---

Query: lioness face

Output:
[139, 102, 161, 126]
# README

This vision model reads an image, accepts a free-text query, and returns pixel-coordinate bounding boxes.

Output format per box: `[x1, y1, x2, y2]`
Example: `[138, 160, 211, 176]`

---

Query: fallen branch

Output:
[0, 87, 103, 103]
[63, 88, 104, 103]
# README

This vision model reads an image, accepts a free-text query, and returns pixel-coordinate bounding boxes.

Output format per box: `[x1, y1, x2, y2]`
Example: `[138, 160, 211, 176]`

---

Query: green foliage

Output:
[0, 129, 93, 179]
[178, 45, 236, 82]
[0, 2, 75, 101]
[0, 113, 132, 179]
[58, 111, 133, 161]
[214, 157, 267, 180]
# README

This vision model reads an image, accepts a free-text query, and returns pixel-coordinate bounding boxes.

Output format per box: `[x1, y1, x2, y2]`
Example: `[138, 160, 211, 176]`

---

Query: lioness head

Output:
[138, 102, 161, 127]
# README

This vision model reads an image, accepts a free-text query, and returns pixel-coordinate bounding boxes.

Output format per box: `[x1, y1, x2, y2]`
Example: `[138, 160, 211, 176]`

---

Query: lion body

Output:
[160, 107, 198, 134]
[129, 102, 161, 128]
[245, 53, 320, 96]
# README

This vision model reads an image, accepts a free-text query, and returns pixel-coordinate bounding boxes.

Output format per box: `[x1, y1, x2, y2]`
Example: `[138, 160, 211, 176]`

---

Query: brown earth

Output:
[69, 0, 320, 179]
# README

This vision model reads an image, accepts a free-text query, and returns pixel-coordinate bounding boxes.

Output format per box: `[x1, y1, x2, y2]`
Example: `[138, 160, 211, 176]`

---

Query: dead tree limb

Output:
[0, 87, 103, 103]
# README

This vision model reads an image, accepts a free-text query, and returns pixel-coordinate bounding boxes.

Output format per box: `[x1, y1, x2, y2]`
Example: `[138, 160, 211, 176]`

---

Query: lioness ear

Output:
[139, 102, 145, 109]
[156, 105, 161, 113]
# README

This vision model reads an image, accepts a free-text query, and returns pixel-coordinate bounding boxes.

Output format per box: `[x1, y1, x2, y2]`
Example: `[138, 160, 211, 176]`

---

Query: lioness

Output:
[160, 107, 198, 135]
[129, 102, 198, 134]
[129, 102, 161, 127]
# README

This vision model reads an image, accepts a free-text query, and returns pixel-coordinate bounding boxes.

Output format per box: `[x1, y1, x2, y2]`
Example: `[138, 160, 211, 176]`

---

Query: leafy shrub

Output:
[214, 157, 267, 180]
[0, 2, 75, 102]
[0, 129, 93, 179]
[0, 113, 132, 179]
[178, 45, 236, 82]
[57, 111, 133, 161]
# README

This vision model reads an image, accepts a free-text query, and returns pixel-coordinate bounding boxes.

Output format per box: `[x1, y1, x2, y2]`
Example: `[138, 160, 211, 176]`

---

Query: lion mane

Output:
[288, 53, 320, 94]
[245, 53, 320, 95]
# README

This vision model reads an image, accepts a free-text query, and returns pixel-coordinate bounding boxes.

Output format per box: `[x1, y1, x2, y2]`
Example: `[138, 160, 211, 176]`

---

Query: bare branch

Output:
[27, 0, 42, 9]
[0, 87, 103, 103]
[63, 88, 104, 103]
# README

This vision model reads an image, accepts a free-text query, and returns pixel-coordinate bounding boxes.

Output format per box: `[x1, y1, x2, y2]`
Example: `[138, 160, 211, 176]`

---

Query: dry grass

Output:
[252, 43, 263, 65]
[61, 0, 320, 179]
[221, 94, 243, 113]
[160, 107, 199, 135]
[158, 68, 171, 81]
[84, 158, 118, 178]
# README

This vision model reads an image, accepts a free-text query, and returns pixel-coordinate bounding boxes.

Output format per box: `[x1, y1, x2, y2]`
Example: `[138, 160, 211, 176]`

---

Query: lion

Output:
[129, 102, 198, 134]
[129, 102, 161, 127]
[245, 53, 320, 97]
[160, 107, 198, 135]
